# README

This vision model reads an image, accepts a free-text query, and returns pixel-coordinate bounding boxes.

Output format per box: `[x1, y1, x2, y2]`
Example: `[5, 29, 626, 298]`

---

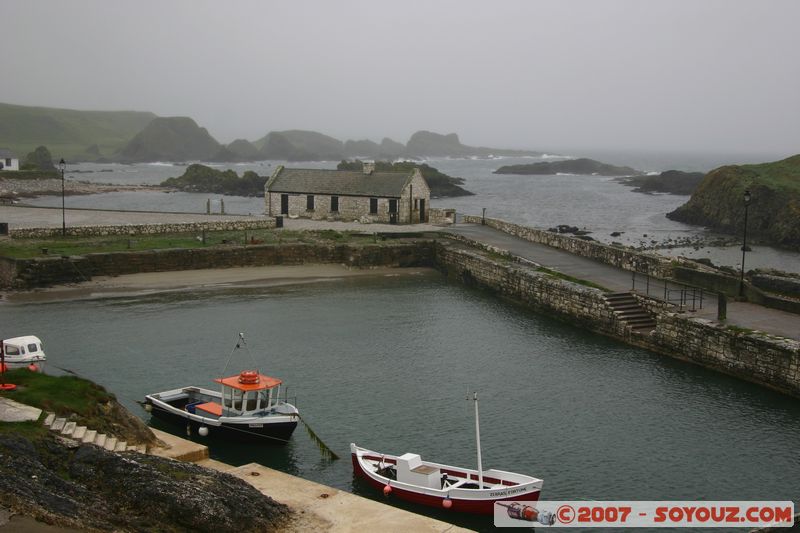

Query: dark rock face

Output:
[617, 170, 705, 195]
[495, 158, 640, 176]
[116, 117, 223, 162]
[0, 434, 290, 532]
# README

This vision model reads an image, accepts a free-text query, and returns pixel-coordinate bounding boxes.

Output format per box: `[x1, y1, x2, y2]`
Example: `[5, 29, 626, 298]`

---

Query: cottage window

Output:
[4, 159, 10, 167]
[306, 195, 315, 211]
[331, 196, 339, 212]
[369, 198, 378, 214]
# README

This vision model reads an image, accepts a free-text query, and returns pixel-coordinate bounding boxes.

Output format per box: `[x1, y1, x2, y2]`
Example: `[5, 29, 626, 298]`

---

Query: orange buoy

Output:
[383, 484, 392, 496]
[0, 363, 7, 373]
[442, 498, 453, 509]
[0, 384, 16, 391]
[238, 370, 260, 384]
[27, 363, 39, 372]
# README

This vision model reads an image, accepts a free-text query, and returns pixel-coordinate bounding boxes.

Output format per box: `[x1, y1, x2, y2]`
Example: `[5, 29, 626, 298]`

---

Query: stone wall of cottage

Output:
[398, 170, 431, 224]
[267, 191, 402, 223]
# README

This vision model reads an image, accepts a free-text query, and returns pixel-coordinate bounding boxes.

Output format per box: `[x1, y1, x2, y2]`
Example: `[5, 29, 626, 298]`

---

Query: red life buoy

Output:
[238, 370, 260, 384]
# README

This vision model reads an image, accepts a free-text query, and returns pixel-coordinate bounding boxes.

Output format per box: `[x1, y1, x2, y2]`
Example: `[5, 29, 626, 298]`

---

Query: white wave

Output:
[146, 162, 174, 167]
[556, 172, 578, 176]
[647, 171, 659, 175]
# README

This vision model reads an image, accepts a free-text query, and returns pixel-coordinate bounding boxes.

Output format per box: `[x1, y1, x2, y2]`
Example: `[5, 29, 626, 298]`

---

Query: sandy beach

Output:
[2, 264, 438, 303]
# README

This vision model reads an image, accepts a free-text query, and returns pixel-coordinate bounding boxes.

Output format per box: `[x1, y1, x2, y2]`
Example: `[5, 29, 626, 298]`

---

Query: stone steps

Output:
[604, 292, 657, 334]
[42, 412, 145, 455]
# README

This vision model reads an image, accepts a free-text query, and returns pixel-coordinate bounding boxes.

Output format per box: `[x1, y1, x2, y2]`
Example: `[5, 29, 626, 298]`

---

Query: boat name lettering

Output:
[489, 487, 527, 497]
[248, 423, 264, 428]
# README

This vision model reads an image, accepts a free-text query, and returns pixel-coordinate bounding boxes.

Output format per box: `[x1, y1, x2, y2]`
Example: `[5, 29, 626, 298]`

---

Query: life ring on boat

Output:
[238, 370, 260, 384]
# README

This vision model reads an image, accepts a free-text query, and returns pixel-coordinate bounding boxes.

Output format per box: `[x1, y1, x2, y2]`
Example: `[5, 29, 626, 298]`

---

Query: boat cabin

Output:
[212, 370, 283, 416]
[396, 453, 441, 489]
[1, 336, 46, 362]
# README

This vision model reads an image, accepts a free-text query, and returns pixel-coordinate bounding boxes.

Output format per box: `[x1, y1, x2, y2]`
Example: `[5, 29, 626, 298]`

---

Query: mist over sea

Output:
[23, 150, 800, 273]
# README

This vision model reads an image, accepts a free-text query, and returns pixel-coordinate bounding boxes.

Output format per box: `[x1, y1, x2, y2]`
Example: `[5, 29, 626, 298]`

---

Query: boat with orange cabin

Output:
[143, 333, 299, 443]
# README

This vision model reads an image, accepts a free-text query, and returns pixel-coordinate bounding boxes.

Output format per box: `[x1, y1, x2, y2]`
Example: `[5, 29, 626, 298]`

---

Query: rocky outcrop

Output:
[494, 158, 640, 176]
[0, 433, 289, 532]
[226, 139, 262, 160]
[116, 117, 223, 162]
[161, 164, 266, 196]
[336, 160, 473, 197]
[256, 130, 344, 161]
[405, 130, 540, 158]
[667, 154, 800, 250]
[617, 170, 705, 195]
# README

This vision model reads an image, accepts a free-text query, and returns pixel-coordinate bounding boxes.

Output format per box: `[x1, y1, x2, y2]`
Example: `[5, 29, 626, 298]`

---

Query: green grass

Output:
[0, 229, 380, 259]
[0, 419, 49, 440]
[740, 154, 800, 193]
[1, 370, 114, 417]
[0, 102, 156, 160]
[537, 266, 607, 290]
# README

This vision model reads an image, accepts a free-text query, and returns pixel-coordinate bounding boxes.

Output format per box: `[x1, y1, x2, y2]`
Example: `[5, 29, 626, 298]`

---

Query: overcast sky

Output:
[2, 0, 798, 155]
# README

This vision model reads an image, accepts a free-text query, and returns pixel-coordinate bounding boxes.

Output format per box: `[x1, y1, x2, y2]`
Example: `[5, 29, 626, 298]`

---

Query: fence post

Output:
[717, 293, 727, 320]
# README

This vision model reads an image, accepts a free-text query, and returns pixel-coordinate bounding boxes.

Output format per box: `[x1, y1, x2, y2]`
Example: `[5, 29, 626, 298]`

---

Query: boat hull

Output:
[351, 448, 541, 515]
[148, 403, 298, 443]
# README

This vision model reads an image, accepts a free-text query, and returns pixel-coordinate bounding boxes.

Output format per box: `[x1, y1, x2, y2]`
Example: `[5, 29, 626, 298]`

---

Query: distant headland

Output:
[0, 102, 541, 163]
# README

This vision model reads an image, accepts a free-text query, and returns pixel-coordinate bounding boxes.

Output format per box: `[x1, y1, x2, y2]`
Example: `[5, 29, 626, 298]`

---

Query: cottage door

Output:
[280, 194, 289, 215]
[388, 199, 398, 224]
[419, 199, 426, 223]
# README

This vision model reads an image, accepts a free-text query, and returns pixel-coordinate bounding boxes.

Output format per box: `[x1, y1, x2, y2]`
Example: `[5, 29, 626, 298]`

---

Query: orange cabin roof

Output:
[214, 373, 282, 391]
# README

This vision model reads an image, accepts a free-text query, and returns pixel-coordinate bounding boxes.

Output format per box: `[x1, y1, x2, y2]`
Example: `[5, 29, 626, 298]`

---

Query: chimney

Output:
[362, 162, 375, 175]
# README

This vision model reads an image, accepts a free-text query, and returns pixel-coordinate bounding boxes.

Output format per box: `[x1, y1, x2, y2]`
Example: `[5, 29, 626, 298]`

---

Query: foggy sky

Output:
[2, 0, 798, 155]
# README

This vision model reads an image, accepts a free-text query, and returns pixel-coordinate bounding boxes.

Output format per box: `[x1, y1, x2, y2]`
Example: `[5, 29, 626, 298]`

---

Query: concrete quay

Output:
[148, 429, 471, 532]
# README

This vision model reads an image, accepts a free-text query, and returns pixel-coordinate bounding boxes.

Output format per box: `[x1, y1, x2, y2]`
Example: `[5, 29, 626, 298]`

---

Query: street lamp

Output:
[739, 189, 751, 297]
[59, 158, 66, 236]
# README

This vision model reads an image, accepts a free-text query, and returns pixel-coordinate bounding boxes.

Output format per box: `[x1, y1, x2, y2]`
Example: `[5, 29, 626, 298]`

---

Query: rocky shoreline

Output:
[0, 178, 165, 201]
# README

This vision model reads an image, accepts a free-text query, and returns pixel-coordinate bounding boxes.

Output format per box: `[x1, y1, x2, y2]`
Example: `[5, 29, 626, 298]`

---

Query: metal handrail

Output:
[631, 271, 709, 311]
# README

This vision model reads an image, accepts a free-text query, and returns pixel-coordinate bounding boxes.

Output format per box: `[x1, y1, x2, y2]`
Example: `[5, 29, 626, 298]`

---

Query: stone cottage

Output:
[265, 163, 431, 224]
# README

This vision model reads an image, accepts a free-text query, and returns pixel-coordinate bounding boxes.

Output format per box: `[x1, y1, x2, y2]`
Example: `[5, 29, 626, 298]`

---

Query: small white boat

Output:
[143, 333, 299, 443]
[1, 336, 46, 370]
[351, 393, 543, 515]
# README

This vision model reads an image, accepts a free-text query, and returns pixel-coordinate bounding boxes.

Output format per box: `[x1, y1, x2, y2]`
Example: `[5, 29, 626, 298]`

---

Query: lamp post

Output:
[739, 189, 751, 297]
[59, 158, 66, 236]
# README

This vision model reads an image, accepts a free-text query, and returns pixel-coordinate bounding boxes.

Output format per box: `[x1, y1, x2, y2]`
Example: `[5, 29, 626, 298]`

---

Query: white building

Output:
[0, 149, 19, 171]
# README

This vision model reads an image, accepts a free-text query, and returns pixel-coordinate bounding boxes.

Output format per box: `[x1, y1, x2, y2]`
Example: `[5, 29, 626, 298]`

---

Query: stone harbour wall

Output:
[434, 241, 622, 336]
[462, 215, 673, 277]
[9, 219, 276, 239]
[650, 313, 800, 397]
[433, 240, 800, 398]
[1, 241, 436, 289]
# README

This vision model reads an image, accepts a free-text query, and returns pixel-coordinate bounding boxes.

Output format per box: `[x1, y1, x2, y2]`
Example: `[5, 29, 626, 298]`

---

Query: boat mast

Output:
[473, 391, 483, 488]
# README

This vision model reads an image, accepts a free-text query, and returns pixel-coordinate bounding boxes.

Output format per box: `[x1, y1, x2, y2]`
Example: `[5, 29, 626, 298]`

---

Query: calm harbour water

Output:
[2, 273, 798, 530]
[25, 152, 800, 273]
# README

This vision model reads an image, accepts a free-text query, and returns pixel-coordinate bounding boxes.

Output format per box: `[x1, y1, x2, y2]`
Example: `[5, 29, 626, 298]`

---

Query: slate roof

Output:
[266, 167, 415, 198]
[0, 149, 17, 158]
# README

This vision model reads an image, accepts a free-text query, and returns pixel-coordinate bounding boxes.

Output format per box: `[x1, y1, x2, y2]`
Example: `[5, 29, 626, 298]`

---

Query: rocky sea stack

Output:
[667, 154, 800, 250]
[116, 117, 223, 162]
[494, 158, 640, 176]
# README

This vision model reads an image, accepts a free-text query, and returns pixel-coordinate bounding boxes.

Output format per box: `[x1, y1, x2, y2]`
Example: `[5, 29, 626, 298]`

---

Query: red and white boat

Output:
[351, 393, 543, 515]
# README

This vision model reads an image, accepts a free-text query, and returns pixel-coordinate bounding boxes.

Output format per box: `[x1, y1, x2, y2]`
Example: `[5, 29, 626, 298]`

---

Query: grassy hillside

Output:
[668, 154, 800, 249]
[116, 117, 222, 162]
[0, 102, 156, 161]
